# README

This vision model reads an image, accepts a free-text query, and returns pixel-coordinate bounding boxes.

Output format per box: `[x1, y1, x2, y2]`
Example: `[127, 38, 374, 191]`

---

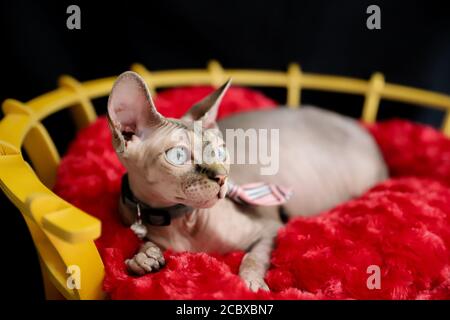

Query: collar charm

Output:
[130, 203, 148, 239]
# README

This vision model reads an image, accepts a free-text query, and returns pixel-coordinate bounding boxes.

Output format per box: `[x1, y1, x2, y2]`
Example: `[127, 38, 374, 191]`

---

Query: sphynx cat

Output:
[107, 71, 387, 291]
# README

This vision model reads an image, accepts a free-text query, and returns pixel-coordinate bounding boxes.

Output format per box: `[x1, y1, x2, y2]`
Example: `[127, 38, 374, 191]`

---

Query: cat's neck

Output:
[131, 185, 177, 208]
[127, 175, 178, 208]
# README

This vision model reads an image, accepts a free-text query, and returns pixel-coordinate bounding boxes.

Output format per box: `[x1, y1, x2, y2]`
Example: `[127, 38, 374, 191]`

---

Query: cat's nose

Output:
[197, 164, 228, 185]
[214, 174, 227, 187]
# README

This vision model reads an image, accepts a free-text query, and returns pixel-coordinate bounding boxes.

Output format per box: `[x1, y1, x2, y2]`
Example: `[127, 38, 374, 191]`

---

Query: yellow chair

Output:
[1, 61, 450, 300]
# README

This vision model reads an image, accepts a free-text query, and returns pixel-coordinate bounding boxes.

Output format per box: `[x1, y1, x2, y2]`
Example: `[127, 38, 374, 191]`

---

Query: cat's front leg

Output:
[126, 241, 165, 275]
[239, 220, 281, 292]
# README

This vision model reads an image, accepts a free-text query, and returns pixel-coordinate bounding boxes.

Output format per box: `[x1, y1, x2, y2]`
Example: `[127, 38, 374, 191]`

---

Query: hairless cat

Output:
[107, 71, 387, 291]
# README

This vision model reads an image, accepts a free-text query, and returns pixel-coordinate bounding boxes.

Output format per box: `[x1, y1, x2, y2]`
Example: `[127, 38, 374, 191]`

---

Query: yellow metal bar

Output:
[26, 88, 82, 120]
[287, 63, 302, 108]
[0, 113, 32, 151]
[59, 75, 97, 129]
[23, 122, 60, 188]
[0, 155, 48, 206]
[24, 210, 103, 300]
[2, 99, 60, 187]
[23, 214, 77, 299]
[208, 60, 227, 87]
[11, 63, 450, 125]
[443, 111, 450, 136]
[302, 74, 369, 94]
[79, 77, 117, 99]
[362, 72, 385, 123]
[23, 77, 116, 121]
[382, 83, 450, 111]
[38, 256, 65, 300]
[0, 154, 104, 299]
[0, 156, 100, 242]
[2, 98, 34, 115]
[42, 205, 101, 243]
[26, 193, 104, 300]
[1, 99, 35, 151]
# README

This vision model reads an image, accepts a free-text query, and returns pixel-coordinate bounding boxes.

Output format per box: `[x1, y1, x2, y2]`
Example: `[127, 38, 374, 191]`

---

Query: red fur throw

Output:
[54, 86, 450, 299]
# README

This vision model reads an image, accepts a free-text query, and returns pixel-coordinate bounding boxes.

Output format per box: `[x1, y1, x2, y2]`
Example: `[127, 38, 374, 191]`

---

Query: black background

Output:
[1, 0, 449, 301]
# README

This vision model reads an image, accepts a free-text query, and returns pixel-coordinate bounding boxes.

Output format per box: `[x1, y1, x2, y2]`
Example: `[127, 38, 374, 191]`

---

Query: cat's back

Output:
[220, 106, 362, 140]
[219, 106, 378, 162]
[218, 106, 387, 216]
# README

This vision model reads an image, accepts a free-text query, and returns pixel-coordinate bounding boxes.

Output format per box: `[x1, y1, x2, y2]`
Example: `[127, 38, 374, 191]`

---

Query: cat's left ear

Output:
[107, 71, 164, 153]
[183, 79, 232, 128]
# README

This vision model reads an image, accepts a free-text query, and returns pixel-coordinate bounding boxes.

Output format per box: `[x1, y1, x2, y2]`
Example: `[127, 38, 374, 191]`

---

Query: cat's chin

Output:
[184, 185, 227, 209]
[189, 198, 220, 209]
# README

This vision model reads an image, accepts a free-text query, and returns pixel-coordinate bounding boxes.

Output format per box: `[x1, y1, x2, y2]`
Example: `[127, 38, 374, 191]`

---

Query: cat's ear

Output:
[183, 79, 231, 128]
[107, 71, 164, 153]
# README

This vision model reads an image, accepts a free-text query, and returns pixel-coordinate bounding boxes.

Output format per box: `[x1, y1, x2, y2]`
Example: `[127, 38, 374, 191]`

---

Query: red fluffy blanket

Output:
[54, 86, 450, 300]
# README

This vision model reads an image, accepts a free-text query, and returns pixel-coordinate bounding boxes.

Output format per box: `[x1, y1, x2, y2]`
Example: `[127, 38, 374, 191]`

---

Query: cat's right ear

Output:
[107, 71, 164, 153]
[182, 79, 231, 128]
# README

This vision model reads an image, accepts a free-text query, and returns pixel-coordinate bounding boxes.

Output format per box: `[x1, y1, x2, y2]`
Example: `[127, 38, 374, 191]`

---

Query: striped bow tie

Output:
[226, 181, 293, 206]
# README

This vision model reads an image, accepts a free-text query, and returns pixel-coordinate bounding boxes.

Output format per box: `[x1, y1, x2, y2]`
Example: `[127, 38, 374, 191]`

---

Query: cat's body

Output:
[120, 194, 271, 253]
[119, 182, 282, 291]
[220, 106, 387, 216]
[108, 72, 387, 291]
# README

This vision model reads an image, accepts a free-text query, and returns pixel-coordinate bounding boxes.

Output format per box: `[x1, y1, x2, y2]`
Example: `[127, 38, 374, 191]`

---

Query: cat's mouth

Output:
[182, 177, 228, 208]
[218, 183, 228, 199]
[190, 185, 227, 208]
[183, 185, 228, 209]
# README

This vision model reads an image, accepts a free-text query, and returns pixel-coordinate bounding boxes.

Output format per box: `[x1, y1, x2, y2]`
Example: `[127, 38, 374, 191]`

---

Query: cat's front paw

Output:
[242, 274, 270, 292]
[126, 242, 165, 275]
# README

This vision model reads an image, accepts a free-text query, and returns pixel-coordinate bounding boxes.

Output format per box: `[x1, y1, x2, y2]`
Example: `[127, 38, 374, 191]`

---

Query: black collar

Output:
[121, 174, 194, 226]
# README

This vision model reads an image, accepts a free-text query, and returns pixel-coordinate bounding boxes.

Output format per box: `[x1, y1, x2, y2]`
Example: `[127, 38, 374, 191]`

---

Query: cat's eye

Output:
[216, 146, 227, 162]
[165, 146, 189, 166]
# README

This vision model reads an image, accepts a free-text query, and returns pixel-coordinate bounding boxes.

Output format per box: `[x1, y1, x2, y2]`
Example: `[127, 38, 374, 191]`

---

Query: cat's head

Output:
[107, 71, 231, 209]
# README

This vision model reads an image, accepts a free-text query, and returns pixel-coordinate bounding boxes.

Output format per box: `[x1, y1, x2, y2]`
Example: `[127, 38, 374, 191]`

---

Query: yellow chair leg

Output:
[39, 257, 65, 300]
